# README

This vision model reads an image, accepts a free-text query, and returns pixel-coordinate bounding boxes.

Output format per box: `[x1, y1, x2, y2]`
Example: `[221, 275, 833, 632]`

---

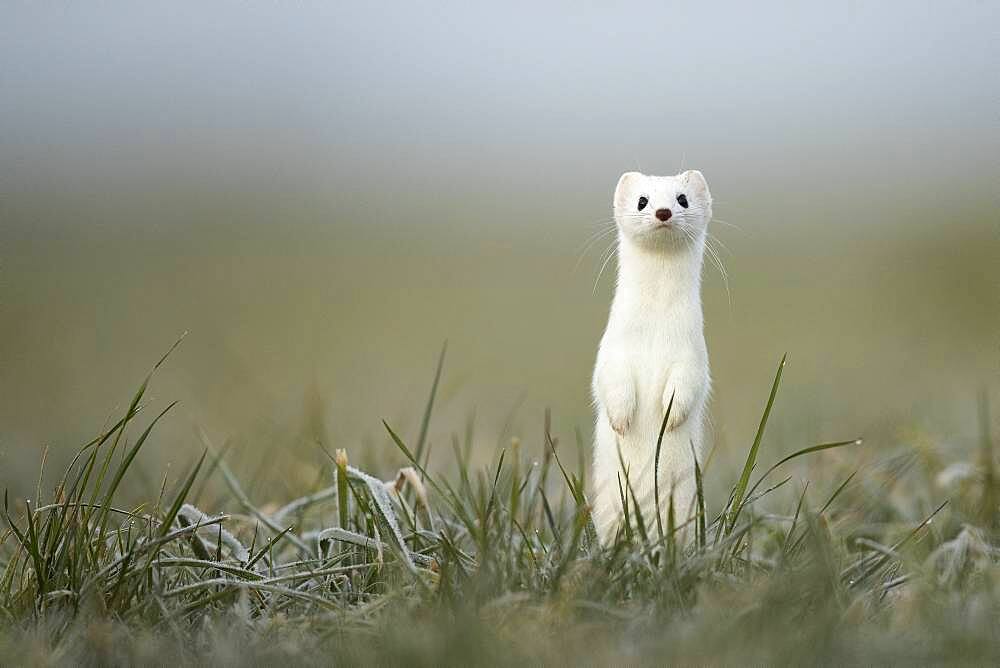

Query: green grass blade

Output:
[246, 525, 295, 570]
[383, 420, 472, 528]
[546, 426, 585, 508]
[159, 450, 208, 538]
[483, 449, 506, 527]
[743, 439, 862, 506]
[818, 470, 857, 516]
[96, 401, 178, 532]
[691, 440, 706, 550]
[727, 354, 786, 533]
[654, 390, 676, 543]
[414, 341, 447, 468]
[782, 482, 809, 557]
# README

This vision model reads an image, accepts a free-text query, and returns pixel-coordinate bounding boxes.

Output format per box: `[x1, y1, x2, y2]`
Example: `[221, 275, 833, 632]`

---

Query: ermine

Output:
[591, 169, 712, 545]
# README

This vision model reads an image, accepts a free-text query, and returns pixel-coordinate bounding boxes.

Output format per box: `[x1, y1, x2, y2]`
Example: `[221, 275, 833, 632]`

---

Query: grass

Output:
[1, 344, 998, 666]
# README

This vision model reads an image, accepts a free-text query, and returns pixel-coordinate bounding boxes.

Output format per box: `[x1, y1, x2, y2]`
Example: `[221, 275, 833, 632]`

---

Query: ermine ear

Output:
[682, 170, 710, 196]
[614, 171, 642, 208]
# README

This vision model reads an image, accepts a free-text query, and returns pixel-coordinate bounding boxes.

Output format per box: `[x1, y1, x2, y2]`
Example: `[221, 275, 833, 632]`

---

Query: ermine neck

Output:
[615, 234, 705, 314]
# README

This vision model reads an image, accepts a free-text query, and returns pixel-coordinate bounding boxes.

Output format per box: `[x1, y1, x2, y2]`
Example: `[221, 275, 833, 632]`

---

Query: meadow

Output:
[1, 335, 998, 665]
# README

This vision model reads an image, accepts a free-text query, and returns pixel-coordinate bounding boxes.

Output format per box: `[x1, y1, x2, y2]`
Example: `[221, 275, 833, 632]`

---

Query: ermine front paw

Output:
[662, 389, 692, 431]
[604, 389, 636, 437]
[608, 412, 630, 437]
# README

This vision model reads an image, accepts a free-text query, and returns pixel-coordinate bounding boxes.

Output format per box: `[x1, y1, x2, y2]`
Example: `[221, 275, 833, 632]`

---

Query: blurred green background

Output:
[1, 3, 998, 499]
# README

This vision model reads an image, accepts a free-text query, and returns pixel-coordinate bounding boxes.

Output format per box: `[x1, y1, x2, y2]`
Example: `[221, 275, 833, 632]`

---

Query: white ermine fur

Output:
[591, 169, 712, 545]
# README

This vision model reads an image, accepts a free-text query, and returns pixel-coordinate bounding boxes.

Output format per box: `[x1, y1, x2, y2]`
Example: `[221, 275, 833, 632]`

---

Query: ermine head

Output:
[613, 170, 712, 251]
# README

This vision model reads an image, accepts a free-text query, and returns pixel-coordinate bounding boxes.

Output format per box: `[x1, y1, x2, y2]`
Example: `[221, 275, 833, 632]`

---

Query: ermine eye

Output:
[676, 193, 689, 208]
[637, 196, 648, 211]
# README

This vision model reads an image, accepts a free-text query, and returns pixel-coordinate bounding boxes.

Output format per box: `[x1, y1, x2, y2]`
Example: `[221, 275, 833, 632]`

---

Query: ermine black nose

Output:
[655, 208, 672, 222]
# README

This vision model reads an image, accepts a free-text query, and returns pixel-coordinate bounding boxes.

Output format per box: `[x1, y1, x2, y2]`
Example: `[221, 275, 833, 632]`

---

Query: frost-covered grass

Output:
[2, 344, 998, 666]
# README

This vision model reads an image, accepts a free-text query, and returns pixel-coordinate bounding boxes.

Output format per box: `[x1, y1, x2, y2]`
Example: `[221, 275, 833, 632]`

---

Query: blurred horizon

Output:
[1, 2, 998, 498]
